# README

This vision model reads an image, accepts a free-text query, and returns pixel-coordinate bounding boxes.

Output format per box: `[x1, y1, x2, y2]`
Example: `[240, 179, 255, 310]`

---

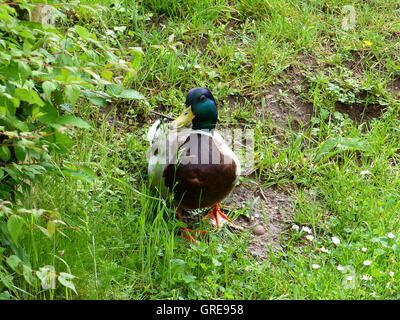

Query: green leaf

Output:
[58, 272, 77, 294]
[0, 291, 11, 300]
[315, 137, 339, 161]
[18, 61, 31, 83]
[6, 255, 22, 272]
[38, 102, 58, 124]
[55, 115, 91, 129]
[42, 81, 57, 102]
[7, 215, 24, 245]
[0, 146, 11, 162]
[23, 264, 37, 287]
[64, 85, 81, 106]
[61, 167, 95, 184]
[75, 25, 91, 40]
[14, 88, 44, 107]
[52, 132, 74, 154]
[37, 225, 52, 239]
[37, 265, 56, 290]
[47, 220, 55, 237]
[181, 272, 196, 284]
[106, 84, 124, 97]
[211, 257, 222, 266]
[14, 145, 26, 162]
[118, 89, 145, 100]
[101, 70, 113, 81]
[87, 96, 107, 107]
[60, 103, 74, 114]
[82, 90, 109, 107]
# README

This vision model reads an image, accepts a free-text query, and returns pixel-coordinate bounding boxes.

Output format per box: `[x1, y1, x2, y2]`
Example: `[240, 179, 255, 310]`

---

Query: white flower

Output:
[361, 247, 367, 252]
[337, 265, 345, 271]
[363, 260, 372, 266]
[346, 275, 353, 281]
[312, 264, 320, 269]
[194, 64, 201, 69]
[387, 232, 395, 239]
[306, 235, 314, 241]
[178, 65, 185, 70]
[291, 224, 299, 232]
[332, 236, 340, 245]
[390, 272, 394, 277]
[361, 274, 372, 281]
[301, 226, 312, 234]
[360, 170, 371, 175]
[371, 292, 376, 297]
[320, 247, 330, 253]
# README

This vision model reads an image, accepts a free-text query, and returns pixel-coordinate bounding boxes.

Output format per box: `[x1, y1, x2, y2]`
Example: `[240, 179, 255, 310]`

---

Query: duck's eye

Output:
[199, 95, 206, 102]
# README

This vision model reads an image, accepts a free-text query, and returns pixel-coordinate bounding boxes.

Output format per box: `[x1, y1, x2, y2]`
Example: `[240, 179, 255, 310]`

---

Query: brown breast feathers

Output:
[163, 133, 237, 210]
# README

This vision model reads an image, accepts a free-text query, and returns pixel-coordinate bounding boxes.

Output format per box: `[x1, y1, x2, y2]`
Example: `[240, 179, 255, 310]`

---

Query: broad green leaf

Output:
[38, 102, 58, 124]
[61, 167, 95, 184]
[181, 272, 196, 284]
[7, 115, 29, 131]
[336, 137, 371, 152]
[18, 61, 31, 83]
[101, 70, 113, 81]
[37, 225, 52, 239]
[118, 89, 145, 100]
[23, 264, 37, 287]
[64, 85, 81, 106]
[14, 145, 26, 162]
[47, 220, 55, 237]
[6, 255, 22, 272]
[55, 115, 91, 129]
[60, 103, 74, 113]
[42, 81, 57, 102]
[75, 25, 91, 39]
[0, 146, 11, 162]
[0, 291, 11, 300]
[58, 272, 77, 294]
[53, 132, 74, 154]
[88, 96, 107, 107]
[106, 84, 124, 96]
[14, 88, 44, 107]
[82, 91, 109, 107]
[315, 137, 339, 161]
[37, 265, 56, 290]
[7, 215, 24, 245]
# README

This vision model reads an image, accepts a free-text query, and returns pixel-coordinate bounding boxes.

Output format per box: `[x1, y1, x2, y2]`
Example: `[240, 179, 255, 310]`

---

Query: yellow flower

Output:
[364, 40, 372, 47]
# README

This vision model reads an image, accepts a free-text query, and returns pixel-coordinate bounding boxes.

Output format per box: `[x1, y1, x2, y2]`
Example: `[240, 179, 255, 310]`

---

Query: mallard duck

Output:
[147, 87, 240, 240]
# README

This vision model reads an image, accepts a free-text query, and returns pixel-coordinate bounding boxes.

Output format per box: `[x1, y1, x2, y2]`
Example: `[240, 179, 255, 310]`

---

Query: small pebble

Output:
[253, 225, 265, 236]
[250, 251, 259, 258]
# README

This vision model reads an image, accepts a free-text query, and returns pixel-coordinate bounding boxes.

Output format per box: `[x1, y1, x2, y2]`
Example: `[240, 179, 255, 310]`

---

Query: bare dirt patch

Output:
[179, 182, 294, 259]
[335, 101, 384, 123]
[222, 183, 294, 259]
[387, 77, 400, 100]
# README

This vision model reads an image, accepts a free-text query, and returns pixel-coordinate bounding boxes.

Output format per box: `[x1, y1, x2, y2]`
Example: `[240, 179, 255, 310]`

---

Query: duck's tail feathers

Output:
[147, 119, 162, 145]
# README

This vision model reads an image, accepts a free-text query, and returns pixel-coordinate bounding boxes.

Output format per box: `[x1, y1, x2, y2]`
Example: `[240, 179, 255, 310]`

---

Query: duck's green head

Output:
[171, 87, 217, 130]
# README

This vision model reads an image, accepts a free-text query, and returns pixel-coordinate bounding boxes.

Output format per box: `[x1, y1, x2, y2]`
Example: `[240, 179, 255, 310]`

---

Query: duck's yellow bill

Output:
[170, 107, 194, 129]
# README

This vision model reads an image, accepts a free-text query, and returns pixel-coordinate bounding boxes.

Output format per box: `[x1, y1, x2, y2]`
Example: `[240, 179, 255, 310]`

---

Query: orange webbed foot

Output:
[202, 204, 242, 229]
[177, 208, 206, 243]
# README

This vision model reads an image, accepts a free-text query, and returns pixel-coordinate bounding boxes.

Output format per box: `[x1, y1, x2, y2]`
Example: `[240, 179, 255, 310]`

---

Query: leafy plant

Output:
[0, 1, 144, 299]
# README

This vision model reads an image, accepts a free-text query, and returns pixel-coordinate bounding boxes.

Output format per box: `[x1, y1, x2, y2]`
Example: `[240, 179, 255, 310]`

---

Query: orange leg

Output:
[202, 203, 238, 228]
[177, 208, 205, 243]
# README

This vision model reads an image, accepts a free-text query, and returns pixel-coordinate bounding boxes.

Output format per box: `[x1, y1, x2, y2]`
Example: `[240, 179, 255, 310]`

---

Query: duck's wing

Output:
[212, 130, 241, 177]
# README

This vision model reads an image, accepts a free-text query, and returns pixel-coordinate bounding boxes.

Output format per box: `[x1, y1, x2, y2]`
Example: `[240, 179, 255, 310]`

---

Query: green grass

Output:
[6, 0, 400, 299]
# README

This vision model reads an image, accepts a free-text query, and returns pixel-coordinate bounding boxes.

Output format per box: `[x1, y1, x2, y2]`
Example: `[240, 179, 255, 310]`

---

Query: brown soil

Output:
[222, 183, 294, 259]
